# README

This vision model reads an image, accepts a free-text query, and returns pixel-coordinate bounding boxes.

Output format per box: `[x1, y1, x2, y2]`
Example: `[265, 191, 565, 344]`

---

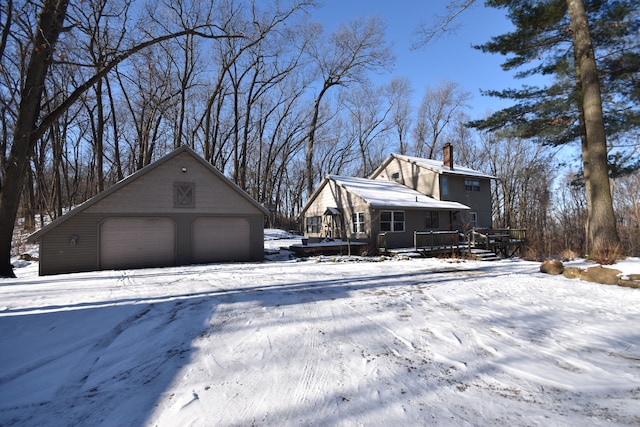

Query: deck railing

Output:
[414, 230, 460, 252]
[377, 232, 388, 251]
[377, 228, 526, 257]
[467, 228, 527, 256]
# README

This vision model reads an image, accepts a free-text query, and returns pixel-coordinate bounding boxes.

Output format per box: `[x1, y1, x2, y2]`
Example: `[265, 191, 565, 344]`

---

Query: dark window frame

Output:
[465, 179, 480, 192]
[425, 211, 439, 229]
[380, 210, 405, 232]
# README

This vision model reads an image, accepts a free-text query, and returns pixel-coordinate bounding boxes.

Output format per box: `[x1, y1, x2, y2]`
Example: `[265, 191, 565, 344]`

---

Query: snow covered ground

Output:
[1, 232, 639, 426]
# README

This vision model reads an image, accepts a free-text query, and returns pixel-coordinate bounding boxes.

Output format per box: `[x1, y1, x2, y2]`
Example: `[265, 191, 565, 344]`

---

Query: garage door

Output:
[100, 218, 176, 270]
[192, 217, 250, 263]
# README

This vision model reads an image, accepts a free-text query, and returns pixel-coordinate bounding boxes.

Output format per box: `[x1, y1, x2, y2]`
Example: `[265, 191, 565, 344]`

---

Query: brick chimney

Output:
[443, 143, 454, 169]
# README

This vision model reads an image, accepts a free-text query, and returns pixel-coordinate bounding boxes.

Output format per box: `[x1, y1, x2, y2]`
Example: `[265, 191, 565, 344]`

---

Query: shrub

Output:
[559, 248, 578, 261]
[589, 243, 625, 265]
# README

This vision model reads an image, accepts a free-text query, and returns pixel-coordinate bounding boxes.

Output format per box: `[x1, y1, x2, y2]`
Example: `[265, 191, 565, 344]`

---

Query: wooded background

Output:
[2, 0, 639, 262]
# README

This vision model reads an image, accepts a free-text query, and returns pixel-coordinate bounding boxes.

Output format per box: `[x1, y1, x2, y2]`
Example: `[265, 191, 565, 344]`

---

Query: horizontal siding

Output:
[445, 175, 492, 228]
[305, 181, 340, 217]
[375, 160, 439, 198]
[85, 152, 263, 216]
[38, 212, 265, 275]
[39, 213, 102, 275]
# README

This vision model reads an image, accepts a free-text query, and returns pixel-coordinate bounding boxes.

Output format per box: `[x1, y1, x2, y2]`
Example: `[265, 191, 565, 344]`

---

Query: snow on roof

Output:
[329, 175, 470, 210]
[391, 154, 496, 179]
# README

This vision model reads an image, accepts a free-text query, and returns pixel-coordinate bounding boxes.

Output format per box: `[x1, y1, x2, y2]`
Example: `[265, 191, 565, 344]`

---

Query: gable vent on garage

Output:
[174, 182, 195, 208]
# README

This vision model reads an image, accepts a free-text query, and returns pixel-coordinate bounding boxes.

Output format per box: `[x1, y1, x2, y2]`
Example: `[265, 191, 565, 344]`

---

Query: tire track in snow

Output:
[292, 300, 324, 407]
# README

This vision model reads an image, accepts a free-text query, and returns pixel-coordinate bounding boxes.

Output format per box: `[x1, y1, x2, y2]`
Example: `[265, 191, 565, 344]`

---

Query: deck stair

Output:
[462, 248, 501, 261]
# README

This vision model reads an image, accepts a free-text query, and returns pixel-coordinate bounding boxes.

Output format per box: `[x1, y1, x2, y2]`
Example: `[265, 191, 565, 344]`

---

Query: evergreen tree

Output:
[469, 0, 639, 255]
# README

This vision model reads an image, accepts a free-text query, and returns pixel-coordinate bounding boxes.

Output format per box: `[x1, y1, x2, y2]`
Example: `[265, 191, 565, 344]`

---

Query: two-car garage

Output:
[98, 217, 251, 270]
[29, 146, 268, 276]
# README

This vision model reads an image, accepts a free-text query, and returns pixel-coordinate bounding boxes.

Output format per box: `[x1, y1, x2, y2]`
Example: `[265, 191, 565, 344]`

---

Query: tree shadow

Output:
[6, 260, 629, 425]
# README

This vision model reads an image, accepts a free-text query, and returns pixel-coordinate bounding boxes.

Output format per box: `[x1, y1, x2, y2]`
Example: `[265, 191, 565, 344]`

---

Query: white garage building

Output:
[28, 146, 268, 276]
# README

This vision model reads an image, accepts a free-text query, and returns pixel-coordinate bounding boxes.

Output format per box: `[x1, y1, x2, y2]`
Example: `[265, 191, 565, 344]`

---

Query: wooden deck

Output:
[466, 228, 527, 258]
[380, 228, 527, 260]
[290, 229, 527, 259]
[288, 239, 368, 257]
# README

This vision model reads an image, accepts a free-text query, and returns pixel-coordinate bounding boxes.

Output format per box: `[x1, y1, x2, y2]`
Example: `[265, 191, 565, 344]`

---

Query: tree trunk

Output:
[566, 0, 620, 253]
[105, 75, 124, 181]
[306, 83, 331, 198]
[0, 0, 69, 278]
[91, 78, 106, 193]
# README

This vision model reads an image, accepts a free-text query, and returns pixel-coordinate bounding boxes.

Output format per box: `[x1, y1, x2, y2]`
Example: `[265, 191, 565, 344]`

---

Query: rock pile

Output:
[540, 260, 640, 288]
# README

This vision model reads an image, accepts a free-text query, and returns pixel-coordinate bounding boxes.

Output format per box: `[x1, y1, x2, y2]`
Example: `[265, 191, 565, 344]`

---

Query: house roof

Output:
[370, 153, 496, 180]
[28, 146, 269, 242]
[328, 175, 470, 211]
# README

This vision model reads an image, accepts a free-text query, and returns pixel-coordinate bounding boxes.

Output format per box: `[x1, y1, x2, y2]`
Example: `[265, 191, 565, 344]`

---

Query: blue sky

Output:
[313, 1, 544, 120]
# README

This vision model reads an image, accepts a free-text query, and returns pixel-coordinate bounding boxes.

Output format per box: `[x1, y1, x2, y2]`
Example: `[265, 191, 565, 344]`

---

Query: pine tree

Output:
[469, 0, 639, 255]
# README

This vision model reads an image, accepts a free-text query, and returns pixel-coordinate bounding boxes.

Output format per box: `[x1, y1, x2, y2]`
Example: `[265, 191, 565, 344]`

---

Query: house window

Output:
[391, 172, 400, 180]
[306, 216, 321, 234]
[380, 210, 405, 232]
[174, 182, 195, 208]
[465, 179, 480, 192]
[425, 211, 439, 229]
[352, 212, 365, 233]
[468, 212, 478, 229]
[441, 176, 449, 196]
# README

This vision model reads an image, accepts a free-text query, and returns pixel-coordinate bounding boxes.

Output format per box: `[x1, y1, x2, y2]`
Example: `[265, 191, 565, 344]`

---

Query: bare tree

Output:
[481, 131, 557, 255]
[0, 0, 293, 277]
[443, 111, 483, 169]
[611, 172, 640, 256]
[552, 170, 588, 255]
[304, 16, 393, 196]
[411, 0, 475, 49]
[0, 0, 70, 277]
[341, 83, 393, 177]
[117, 45, 176, 169]
[411, 80, 471, 159]
[386, 77, 413, 155]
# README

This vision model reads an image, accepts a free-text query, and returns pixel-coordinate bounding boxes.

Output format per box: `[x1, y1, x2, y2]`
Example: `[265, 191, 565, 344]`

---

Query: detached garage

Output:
[28, 146, 269, 276]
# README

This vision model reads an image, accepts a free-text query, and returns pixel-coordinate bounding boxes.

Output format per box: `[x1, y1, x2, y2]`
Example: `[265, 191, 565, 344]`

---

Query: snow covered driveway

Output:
[1, 257, 639, 426]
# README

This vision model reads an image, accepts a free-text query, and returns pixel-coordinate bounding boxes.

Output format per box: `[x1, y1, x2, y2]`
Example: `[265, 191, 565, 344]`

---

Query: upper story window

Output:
[441, 176, 449, 196]
[380, 210, 405, 232]
[465, 179, 480, 192]
[306, 216, 321, 234]
[391, 172, 400, 180]
[352, 212, 365, 233]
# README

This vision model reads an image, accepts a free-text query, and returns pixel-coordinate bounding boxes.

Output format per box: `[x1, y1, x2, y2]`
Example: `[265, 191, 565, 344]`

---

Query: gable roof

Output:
[370, 153, 495, 180]
[28, 146, 268, 242]
[321, 175, 470, 211]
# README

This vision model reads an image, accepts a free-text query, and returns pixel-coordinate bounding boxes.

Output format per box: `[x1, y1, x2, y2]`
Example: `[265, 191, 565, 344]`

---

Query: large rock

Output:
[618, 274, 640, 289]
[562, 265, 624, 286]
[540, 259, 564, 275]
[562, 267, 584, 280]
[584, 266, 622, 285]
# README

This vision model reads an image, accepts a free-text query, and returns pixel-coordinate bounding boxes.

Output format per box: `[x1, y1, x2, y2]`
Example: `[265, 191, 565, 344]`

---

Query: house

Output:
[28, 146, 269, 275]
[300, 144, 495, 251]
[370, 144, 494, 231]
[301, 175, 471, 250]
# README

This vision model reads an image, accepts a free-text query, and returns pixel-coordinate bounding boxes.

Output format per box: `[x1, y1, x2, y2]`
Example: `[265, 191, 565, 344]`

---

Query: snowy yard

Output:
[1, 234, 639, 426]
